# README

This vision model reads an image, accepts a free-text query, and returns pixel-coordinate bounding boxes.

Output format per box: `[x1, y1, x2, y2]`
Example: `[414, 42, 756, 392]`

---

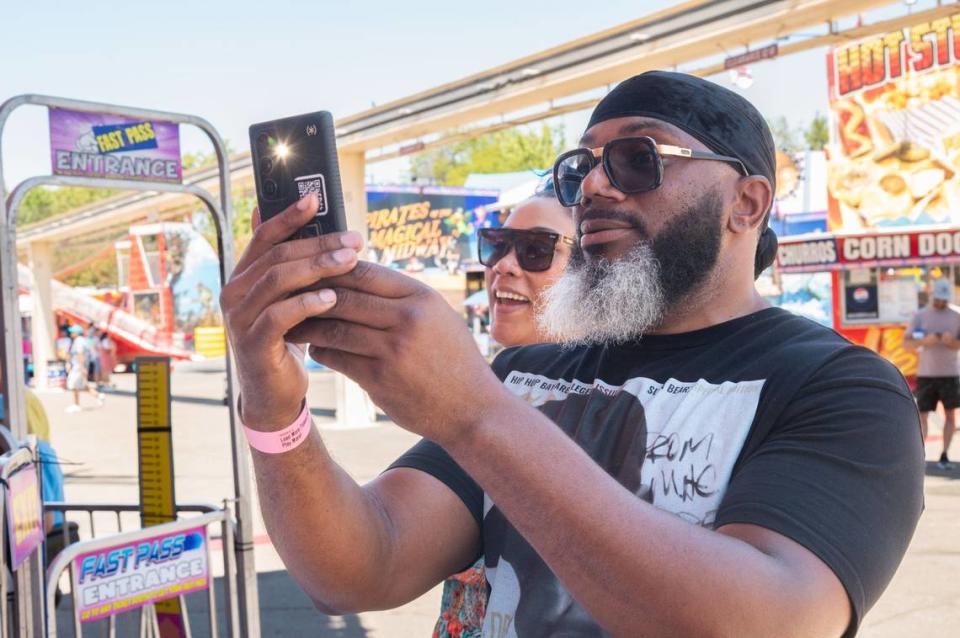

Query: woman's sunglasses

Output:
[552, 136, 749, 207]
[478, 228, 575, 272]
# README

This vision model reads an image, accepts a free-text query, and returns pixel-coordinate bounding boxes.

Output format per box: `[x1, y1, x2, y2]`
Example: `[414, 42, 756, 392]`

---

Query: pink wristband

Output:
[243, 403, 312, 454]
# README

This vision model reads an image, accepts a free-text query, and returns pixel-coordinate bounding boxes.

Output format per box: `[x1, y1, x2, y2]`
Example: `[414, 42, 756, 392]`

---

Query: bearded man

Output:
[221, 71, 923, 637]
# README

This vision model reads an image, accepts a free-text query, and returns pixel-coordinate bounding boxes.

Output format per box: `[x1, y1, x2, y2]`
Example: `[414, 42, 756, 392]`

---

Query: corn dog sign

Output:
[827, 14, 960, 231]
[49, 108, 182, 183]
[777, 228, 960, 273]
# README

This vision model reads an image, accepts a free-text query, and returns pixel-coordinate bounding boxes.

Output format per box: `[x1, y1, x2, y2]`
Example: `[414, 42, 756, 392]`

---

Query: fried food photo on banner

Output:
[828, 66, 960, 229]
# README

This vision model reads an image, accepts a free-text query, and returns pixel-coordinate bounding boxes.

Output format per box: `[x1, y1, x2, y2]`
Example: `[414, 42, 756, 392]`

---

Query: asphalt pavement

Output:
[32, 360, 960, 637]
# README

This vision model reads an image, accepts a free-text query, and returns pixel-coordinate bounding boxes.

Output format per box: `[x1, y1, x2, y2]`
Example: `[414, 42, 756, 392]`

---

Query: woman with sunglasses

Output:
[433, 178, 573, 638]
[478, 180, 575, 348]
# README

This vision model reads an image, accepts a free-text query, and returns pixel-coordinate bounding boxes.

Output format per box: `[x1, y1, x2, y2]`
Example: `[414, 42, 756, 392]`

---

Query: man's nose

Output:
[580, 161, 628, 204]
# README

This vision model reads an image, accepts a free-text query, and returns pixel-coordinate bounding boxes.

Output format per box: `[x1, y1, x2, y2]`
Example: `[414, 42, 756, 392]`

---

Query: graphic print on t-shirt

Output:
[481, 372, 764, 638]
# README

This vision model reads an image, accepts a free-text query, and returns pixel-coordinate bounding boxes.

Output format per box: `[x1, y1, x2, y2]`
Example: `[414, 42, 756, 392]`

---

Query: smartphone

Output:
[249, 111, 348, 240]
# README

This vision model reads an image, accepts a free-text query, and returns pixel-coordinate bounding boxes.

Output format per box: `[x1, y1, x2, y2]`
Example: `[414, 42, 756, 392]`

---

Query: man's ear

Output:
[728, 176, 773, 235]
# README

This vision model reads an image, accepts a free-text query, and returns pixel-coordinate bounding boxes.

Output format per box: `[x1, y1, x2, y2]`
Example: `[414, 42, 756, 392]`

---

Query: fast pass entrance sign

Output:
[72, 526, 209, 622]
[49, 108, 182, 183]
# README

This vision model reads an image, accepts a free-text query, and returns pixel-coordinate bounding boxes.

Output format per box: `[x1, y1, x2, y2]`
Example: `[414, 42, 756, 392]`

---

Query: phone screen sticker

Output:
[295, 173, 329, 215]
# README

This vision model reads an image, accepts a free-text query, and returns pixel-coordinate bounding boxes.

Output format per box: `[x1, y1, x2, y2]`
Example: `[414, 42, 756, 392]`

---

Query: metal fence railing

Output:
[44, 504, 240, 638]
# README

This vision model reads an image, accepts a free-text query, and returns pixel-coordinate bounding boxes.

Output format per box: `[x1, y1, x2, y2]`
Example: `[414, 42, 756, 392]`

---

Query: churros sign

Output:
[72, 526, 209, 622]
[827, 14, 960, 231]
[49, 108, 182, 183]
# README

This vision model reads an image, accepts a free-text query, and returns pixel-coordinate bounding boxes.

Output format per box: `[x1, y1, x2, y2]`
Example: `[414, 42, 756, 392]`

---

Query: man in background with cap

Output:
[905, 278, 960, 469]
[222, 71, 924, 636]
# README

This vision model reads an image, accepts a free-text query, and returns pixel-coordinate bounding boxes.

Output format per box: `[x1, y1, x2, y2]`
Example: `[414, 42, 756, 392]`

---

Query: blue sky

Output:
[0, 0, 920, 189]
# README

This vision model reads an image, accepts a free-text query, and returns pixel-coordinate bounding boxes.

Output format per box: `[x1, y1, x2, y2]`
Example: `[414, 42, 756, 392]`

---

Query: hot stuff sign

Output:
[834, 16, 960, 96]
[827, 14, 960, 230]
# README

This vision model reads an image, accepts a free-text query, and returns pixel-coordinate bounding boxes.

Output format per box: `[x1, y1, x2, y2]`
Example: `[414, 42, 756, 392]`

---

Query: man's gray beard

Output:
[537, 243, 665, 346]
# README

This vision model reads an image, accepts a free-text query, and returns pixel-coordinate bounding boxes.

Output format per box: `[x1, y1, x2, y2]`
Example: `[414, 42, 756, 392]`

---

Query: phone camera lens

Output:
[256, 132, 271, 151]
[263, 179, 279, 199]
[260, 157, 275, 174]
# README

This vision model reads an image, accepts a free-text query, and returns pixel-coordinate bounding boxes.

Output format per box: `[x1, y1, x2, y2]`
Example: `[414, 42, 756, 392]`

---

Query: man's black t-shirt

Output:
[389, 308, 925, 637]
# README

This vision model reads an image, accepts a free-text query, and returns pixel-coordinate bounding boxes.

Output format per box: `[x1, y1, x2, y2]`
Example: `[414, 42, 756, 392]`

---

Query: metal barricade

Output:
[43, 503, 219, 552]
[44, 506, 240, 638]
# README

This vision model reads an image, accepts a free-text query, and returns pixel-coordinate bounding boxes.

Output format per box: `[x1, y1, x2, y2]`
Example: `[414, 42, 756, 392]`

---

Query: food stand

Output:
[776, 227, 960, 379]
[774, 14, 960, 380]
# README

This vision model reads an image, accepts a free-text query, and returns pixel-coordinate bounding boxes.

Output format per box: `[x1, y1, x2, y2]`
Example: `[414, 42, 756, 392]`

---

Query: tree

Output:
[61, 252, 118, 288]
[231, 195, 256, 253]
[183, 141, 234, 170]
[767, 114, 831, 153]
[766, 116, 804, 154]
[804, 112, 829, 151]
[182, 139, 235, 171]
[17, 186, 117, 227]
[190, 193, 256, 255]
[408, 123, 565, 186]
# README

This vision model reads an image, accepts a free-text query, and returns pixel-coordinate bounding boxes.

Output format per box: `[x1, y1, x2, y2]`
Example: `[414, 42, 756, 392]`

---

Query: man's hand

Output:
[942, 332, 956, 346]
[922, 333, 941, 346]
[220, 194, 363, 429]
[287, 262, 509, 445]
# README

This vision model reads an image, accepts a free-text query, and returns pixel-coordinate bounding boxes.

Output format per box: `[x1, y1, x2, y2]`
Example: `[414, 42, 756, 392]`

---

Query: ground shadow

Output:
[53, 569, 368, 637]
[925, 461, 960, 480]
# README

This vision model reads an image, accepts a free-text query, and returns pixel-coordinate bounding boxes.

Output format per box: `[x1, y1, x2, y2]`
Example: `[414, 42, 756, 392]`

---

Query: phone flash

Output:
[275, 142, 290, 159]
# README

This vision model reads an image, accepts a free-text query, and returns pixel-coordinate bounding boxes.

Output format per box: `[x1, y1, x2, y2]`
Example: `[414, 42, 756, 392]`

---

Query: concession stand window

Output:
[838, 266, 943, 325]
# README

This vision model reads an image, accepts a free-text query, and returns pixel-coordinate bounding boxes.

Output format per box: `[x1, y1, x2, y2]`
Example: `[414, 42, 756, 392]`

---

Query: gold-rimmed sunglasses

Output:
[553, 136, 749, 207]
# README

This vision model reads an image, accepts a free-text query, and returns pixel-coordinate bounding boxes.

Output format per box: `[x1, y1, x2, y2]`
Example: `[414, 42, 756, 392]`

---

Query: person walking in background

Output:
[65, 325, 102, 413]
[22, 332, 32, 383]
[905, 278, 960, 469]
[54, 326, 71, 363]
[97, 328, 117, 389]
[85, 325, 101, 390]
[23, 388, 66, 533]
[434, 179, 574, 638]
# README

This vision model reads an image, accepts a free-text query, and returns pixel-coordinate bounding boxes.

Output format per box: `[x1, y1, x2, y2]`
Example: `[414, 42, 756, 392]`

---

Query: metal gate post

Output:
[0, 95, 261, 636]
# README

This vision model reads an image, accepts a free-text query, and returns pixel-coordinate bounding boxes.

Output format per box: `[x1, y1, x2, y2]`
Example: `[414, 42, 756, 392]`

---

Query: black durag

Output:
[587, 70, 779, 279]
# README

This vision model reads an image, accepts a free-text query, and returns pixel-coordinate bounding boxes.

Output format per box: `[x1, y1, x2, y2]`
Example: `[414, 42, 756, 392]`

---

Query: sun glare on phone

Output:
[275, 142, 289, 159]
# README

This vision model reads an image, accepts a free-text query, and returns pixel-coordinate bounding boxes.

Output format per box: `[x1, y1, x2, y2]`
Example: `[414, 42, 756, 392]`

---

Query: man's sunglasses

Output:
[478, 228, 575, 272]
[552, 136, 749, 207]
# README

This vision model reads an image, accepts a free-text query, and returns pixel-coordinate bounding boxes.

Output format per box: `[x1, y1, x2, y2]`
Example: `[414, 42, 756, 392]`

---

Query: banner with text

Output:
[777, 227, 960, 272]
[50, 108, 182, 183]
[72, 526, 209, 623]
[4, 464, 44, 570]
[827, 13, 960, 230]
[366, 187, 499, 273]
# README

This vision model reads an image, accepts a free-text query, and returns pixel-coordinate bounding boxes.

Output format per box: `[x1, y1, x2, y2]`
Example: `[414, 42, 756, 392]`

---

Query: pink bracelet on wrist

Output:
[243, 402, 313, 454]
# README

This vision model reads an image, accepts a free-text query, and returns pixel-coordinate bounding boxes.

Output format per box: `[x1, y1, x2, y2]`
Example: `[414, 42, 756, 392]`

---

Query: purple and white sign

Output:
[49, 108, 182, 183]
[72, 525, 209, 622]
[4, 464, 44, 570]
